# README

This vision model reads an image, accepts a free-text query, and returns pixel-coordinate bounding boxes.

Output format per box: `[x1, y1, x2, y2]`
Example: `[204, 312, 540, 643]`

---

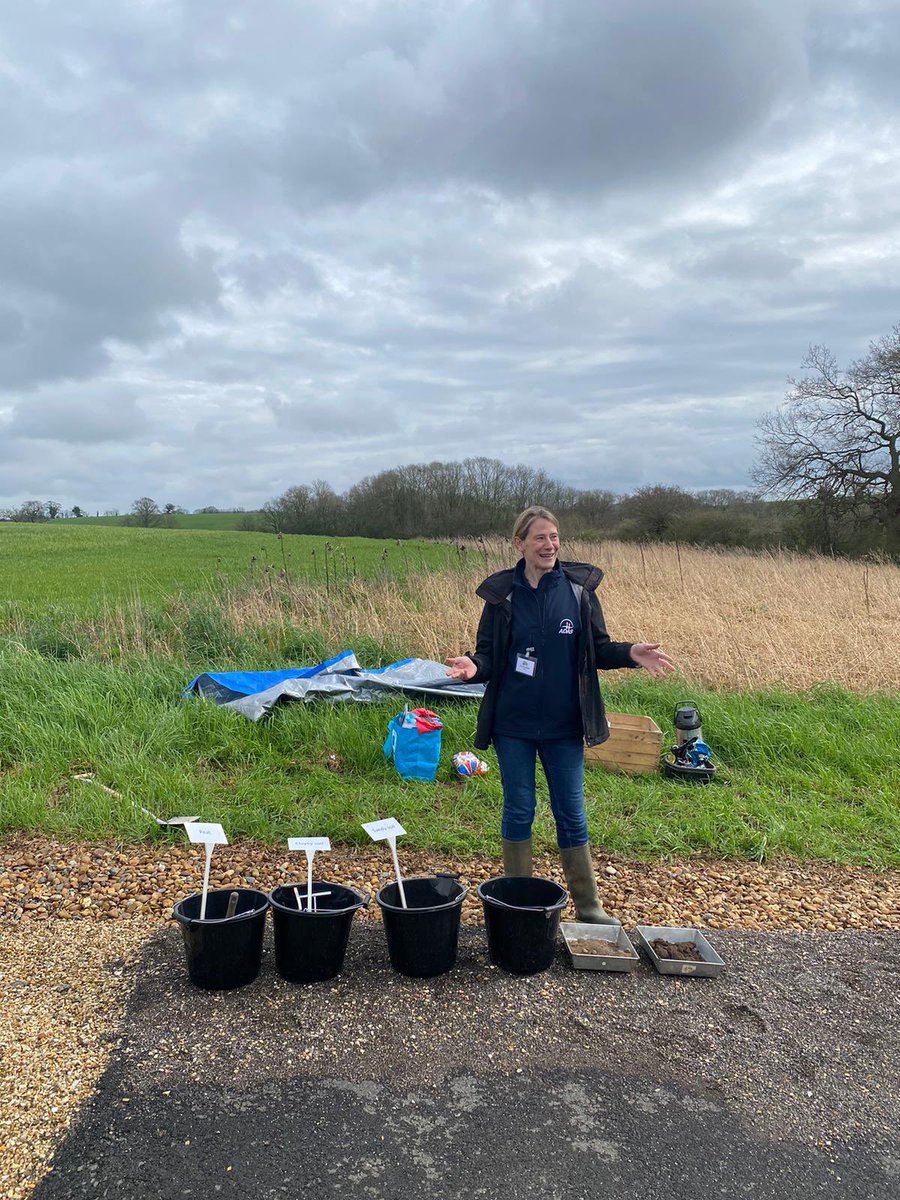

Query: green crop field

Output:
[60, 511, 265, 531]
[0, 522, 456, 614]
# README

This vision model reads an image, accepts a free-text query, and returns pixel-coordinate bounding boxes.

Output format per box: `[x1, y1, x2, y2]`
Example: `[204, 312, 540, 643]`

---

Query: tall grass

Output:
[4, 536, 895, 692]
[0, 649, 897, 864]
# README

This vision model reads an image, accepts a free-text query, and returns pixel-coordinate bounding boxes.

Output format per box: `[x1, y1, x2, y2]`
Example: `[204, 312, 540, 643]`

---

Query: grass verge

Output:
[0, 648, 896, 867]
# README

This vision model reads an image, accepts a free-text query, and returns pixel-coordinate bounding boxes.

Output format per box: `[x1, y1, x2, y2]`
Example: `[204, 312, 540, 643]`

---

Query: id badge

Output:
[515, 648, 537, 677]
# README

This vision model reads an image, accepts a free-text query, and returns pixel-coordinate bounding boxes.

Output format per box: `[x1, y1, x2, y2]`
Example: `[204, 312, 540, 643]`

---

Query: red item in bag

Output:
[406, 708, 442, 733]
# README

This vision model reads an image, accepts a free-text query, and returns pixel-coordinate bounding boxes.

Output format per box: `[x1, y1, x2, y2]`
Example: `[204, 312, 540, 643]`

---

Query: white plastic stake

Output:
[387, 835, 407, 909]
[200, 845, 213, 919]
[362, 819, 408, 909]
[287, 837, 331, 912]
[186, 823, 228, 920]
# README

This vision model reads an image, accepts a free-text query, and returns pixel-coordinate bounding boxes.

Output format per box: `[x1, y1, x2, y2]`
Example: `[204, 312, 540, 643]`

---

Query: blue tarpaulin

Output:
[184, 649, 484, 720]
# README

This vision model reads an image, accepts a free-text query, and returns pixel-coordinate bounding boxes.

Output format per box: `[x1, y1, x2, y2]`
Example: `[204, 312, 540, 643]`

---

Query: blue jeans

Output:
[493, 735, 588, 849]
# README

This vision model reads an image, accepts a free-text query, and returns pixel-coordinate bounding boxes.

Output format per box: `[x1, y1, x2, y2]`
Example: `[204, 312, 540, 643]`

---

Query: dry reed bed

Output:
[221, 540, 900, 693]
[4, 541, 898, 692]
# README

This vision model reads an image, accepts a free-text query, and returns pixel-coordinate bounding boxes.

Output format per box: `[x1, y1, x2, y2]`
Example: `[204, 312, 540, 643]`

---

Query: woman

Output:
[447, 506, 675, 923]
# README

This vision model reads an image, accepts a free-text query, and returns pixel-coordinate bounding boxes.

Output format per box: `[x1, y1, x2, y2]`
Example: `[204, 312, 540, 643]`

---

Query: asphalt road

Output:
[34, 924, 900, 1200]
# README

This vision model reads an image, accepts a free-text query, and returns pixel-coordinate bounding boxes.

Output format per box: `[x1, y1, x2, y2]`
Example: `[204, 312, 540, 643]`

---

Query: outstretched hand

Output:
[629, 643, 676, 679]
[446, 655, 477, 681]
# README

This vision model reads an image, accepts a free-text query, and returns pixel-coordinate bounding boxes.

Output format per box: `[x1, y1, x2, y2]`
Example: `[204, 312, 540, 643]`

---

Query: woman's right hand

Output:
[446, 655, 477, 681]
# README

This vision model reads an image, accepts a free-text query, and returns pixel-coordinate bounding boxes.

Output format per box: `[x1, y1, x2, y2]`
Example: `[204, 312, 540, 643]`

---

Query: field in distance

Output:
[0, 522, 457, 612]
[59, 511, 264, 531]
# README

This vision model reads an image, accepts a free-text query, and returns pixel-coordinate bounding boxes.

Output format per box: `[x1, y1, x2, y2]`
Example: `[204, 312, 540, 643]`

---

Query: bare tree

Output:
[45, 500, 63, 519]
[12, 500, 47, 522]
[128, 497, 161, 527]
[755, 329, 900, 538]
[621, 485, 695, 537]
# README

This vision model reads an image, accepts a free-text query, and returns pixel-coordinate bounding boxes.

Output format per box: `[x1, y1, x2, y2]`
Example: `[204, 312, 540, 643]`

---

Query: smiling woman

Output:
[446, 505, 676, 923]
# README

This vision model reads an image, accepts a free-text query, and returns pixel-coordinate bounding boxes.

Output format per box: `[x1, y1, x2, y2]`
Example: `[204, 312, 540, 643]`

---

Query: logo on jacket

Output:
[558, 619, 575, 635]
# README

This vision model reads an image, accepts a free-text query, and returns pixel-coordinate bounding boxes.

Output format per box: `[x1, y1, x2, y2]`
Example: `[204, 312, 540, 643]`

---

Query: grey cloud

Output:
[0, 184, 220, 389]
[278, 1, 805, 206]
[1, 1, 899, 512]
[8, 389, 149, 443]
[681, 240, 804, 281]
[264, 391, 400, 437]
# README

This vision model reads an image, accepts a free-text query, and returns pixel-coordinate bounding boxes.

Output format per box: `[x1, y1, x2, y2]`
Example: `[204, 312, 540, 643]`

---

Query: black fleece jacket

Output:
[469, 560, 638, 750]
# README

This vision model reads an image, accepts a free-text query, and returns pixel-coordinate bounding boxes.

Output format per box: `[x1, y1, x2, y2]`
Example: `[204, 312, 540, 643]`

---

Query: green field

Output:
[60, 511, 264, 530]
[0, 522, 456, 613]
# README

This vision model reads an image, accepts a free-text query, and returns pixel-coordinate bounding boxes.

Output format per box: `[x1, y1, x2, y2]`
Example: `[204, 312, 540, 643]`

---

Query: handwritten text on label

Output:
[288, 837, 332, 853]
[186, 822, 228, 846]
[362, 818, 406, 841]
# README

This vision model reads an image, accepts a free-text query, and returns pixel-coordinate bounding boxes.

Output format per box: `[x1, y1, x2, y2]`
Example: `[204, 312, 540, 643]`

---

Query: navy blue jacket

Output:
[493, 560, 582, 740]
[469, 560, 638, 749]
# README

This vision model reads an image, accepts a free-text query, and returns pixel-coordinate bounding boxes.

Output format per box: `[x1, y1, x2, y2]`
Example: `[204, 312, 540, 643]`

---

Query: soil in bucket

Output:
[172, 887, 268, 991]
[375, 875, 466, 978]
[477, 877, 568, 975]
[268, 883, 368, 983]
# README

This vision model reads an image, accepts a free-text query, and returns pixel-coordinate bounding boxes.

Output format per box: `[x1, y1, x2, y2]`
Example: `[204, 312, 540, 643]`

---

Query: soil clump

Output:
[652, 938, 702, 961]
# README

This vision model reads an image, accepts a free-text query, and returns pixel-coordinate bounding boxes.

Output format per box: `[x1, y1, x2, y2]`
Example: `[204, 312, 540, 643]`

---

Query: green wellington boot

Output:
[559, 843, 620, 924]
[502, 836, 533, 877]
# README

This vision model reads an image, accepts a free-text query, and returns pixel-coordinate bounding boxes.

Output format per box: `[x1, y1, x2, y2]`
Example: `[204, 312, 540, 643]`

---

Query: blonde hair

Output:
[512, 505, 559, 544]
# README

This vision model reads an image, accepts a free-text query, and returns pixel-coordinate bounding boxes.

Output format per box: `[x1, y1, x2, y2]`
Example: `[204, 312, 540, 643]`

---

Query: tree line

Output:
[4, 327, 897, 557]
[257, 463, 889, 555]
[259, 325, 899, 557]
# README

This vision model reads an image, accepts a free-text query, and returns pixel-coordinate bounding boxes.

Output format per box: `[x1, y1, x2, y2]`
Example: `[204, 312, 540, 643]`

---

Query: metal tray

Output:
[560, 922, 640, 972]
[634, 925, 725, 978]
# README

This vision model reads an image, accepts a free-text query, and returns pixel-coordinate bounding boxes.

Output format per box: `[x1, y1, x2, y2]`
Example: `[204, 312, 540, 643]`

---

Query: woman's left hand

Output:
[629, 642, 676, 679]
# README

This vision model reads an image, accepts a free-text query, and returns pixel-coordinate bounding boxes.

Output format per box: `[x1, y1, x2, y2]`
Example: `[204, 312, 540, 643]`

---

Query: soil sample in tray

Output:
[566, 938, 630, 957]
[651, 937, 703, 962]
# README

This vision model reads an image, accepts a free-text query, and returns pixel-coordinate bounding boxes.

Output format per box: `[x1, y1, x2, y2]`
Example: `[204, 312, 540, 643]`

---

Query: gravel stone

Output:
[0, 918, 155, 1200]
[2, 834, 897, 931]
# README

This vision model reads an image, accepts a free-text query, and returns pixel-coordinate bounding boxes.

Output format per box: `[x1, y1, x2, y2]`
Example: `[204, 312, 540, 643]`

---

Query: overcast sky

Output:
[1, 0, 898, 513]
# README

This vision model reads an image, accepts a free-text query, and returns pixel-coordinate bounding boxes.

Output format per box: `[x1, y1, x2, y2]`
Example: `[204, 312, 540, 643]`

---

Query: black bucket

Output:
[172, 887, 269, 991]
[268, 882, 368, 983]
[477, 876, 568, 975]
[375, 875, 467, 978]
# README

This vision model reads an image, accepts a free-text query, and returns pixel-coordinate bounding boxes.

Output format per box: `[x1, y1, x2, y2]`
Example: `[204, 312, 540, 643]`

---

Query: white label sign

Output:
[186, 822, 228, 846]
[288, 837, 331, 853]
[362, 818, 406, 841]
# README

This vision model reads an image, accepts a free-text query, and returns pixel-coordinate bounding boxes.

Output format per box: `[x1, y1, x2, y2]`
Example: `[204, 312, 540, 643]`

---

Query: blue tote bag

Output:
[383, 707, 443, 782]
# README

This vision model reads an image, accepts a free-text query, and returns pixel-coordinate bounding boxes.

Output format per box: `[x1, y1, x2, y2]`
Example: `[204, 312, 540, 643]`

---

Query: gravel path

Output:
[1, 835, 898, 1198]
[2, 834, 898, 930]
[0, 919, 155, 1200]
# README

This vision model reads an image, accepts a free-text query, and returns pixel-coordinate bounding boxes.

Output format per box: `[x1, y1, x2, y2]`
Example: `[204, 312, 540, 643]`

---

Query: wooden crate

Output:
[584, 712, 663, 775]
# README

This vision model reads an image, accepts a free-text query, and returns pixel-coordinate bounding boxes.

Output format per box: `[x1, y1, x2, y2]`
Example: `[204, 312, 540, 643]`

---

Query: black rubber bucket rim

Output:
[268, 882, 369, 915]
[477, 876, 568, 916]
[375, 874, 467, 914]
[172, 887, 270, 927]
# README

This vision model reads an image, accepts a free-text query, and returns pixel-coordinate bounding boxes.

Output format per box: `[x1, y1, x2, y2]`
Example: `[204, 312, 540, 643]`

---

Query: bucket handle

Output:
[486, 895, 560, 918]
